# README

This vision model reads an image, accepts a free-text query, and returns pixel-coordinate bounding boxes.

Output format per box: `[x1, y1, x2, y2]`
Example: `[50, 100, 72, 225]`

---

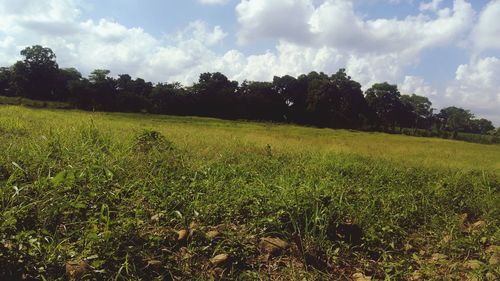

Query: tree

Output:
[115, 74, 152, 112]
[365, 82, 403, 130]
[0, 67, 12, 96]
[469, 118, 495, 134]
[11, 45, 59, 100]
[117, 74, 133, 90]
[87, 69, 117, 111]
[89, 69, 111, 83]
[273, 75, 308, 122]
[54, 68, 82, 101]
[293, 69, 372, 128]
[192, 72, 238, 117]
[150, 82, 189, 114]
[238, 81, 285, 121]
[329, 69, 372, 128]
[437, 106, 474, 134]
[400, 94, 433, 129]
[193, 72, 238, 97]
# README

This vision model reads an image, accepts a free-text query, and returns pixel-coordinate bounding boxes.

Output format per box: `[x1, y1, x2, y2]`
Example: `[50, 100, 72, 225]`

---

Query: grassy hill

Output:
[0, 105, 499, 280]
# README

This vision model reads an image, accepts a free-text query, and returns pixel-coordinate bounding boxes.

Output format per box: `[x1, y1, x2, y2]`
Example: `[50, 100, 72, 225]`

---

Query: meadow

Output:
[0, 105, 499, 280]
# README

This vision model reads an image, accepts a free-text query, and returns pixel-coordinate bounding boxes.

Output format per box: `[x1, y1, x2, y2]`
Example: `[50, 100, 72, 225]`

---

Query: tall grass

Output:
[0, 105, 499, 280]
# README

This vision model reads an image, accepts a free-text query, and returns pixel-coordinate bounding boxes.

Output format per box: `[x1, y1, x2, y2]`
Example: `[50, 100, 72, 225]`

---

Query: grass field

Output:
[0, 105, 499, 280]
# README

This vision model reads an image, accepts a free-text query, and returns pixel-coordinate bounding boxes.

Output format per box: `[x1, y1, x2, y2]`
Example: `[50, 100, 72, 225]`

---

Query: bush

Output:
[133, 129, 174, 153]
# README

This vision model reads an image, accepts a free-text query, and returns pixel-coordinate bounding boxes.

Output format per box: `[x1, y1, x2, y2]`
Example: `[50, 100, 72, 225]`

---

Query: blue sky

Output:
[0, 0, 499, 124]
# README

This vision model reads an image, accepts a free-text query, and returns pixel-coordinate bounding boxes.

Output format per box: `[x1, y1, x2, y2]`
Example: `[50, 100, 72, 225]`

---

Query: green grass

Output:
[0, 95, 73, 109]
[0, 105, 499, 280]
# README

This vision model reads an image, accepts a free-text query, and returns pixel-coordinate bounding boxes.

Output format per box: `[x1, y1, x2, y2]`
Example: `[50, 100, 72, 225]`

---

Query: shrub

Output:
[133, 129, 174, 153]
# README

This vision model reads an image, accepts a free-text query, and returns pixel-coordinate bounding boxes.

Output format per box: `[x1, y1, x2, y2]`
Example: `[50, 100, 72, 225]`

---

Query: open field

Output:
[0, 105, 499, 280]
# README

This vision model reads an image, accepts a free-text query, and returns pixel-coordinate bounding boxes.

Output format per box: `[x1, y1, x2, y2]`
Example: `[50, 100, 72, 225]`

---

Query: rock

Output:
[463, 260, 483, 270]
[210, 254, 229, 266]
[177, 229, 188, 241]
[206, 230, 220, 239]
[258, 237, 289, 256]
[65, 260, 89, 280]
[352, 272, 372, 281]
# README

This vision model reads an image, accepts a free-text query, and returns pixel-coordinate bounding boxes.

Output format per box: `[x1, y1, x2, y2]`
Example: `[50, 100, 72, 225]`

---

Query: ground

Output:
[0, 106, 499, 280]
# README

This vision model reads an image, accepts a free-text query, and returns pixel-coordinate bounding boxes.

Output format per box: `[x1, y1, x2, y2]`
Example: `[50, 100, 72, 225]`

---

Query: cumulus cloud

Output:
[233, 0, 475, 87]
[471, 0, 500, 51]
[237, 0, 474, 54]
[0, 0, 228, 84]
[0, 0, 477, 86]
[419, 0, 444, 12]
[444, 57, 500, 124]
[235, 0, 314, 44]
[401, 76, 438, 97]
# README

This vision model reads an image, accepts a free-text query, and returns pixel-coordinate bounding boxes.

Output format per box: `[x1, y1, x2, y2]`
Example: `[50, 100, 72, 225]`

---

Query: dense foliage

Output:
[0, 45, 497, 136]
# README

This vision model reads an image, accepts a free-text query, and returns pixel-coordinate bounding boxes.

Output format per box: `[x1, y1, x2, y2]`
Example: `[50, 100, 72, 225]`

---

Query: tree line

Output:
[0, 45, 498, 136]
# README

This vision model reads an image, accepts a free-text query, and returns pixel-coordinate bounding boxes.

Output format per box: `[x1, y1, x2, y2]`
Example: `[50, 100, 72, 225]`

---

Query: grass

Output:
[0, 95, 73, 109]
[0, 105, 499, 280]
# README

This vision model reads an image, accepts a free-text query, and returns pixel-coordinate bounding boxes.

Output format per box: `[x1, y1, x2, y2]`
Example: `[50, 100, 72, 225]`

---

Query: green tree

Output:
[365, 82, 403, 130]
[469, 118, 495, 134]
[299, 69, 371, 128]
[400, 94, 433, 129]
[11, 45, 59, 99]
[437, 106, 474, 134]
[89, 69, 111, 83]
[87, 69, 117, 111]
[192, 72, 238, 117]
[238, 81, 285, 121]
[0, 67, 12, 96]
[273, 74, 308, 122]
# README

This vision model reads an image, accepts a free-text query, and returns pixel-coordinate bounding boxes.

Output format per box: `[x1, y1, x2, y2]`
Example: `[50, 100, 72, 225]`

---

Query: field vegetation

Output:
[0, 105, 499, 280]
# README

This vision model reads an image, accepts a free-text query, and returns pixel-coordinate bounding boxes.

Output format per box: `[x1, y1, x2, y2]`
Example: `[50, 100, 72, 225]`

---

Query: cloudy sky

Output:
[0, 0, 499, 124]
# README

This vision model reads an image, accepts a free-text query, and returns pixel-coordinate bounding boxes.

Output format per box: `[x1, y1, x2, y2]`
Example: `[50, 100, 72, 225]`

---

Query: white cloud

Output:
[235, 0, 314, 44]
[0, 0, 476, 87]
[232, 0, 474, 87]
[237, 0, 474, 54]
[0, 0, 228, 84]
[444, 57, 500, 124]
[419, 0, 443, 12]
[401, 76, 437, 97]
[471, 0, 500, 51]
[175, 21, 227, 46]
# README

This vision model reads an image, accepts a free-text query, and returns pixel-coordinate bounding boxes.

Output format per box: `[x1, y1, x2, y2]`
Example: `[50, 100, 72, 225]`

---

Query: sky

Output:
[0, 0, 499, 125]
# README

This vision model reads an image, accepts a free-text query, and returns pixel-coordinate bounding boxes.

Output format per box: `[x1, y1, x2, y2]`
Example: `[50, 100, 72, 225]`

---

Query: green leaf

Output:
[51, 170, 76, 187]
